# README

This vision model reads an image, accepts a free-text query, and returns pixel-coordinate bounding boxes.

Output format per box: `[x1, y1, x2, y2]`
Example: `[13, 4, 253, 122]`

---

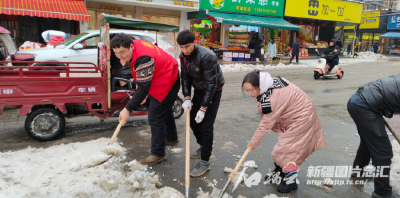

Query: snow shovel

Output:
[384, 119, 400, 144]
[97, 122, 123, 165]
[212, 147, 251, 198]
[185, 108, 190, 198]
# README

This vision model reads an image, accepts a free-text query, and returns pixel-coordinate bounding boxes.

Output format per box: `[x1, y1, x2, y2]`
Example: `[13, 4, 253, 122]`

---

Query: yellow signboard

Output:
[360, 11, 380, 29]
[284, 0, 363, 23]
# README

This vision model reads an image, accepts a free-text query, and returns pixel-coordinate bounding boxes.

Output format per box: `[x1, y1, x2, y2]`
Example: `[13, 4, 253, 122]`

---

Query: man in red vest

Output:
[111, 33, 180, 165]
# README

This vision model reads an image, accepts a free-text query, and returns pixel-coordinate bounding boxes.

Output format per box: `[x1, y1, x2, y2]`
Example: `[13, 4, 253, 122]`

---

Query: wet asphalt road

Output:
[1, 57, 400, 198]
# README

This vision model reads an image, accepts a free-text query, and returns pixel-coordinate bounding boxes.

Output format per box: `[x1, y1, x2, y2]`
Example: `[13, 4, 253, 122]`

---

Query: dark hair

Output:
[177, 30, 195, 45]
[242, 70, 260, 92]
[111, 33, 134, 49]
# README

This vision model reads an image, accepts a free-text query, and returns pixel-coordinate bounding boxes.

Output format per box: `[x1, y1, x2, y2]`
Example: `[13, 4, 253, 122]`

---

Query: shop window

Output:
[125, 13, 134, 19]
[87, 10, 96, 30]
[142, 15, 179, 26]
[91, 11, 134, 30]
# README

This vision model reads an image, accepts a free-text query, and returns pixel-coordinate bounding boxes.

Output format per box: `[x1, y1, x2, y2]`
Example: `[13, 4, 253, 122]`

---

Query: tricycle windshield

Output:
[56, 33, 89, 47]
[0, 34, 17, 55]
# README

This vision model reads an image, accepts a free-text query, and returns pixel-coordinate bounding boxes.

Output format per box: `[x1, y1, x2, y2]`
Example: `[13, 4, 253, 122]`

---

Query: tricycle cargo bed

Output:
[0, 62, 107, 116]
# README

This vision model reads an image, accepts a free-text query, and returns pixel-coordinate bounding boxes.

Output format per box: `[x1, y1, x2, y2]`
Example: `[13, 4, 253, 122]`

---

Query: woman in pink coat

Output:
[242, 71, 326, 193]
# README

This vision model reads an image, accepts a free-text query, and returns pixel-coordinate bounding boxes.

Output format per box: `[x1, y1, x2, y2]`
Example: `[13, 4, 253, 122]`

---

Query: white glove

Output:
[182, 100, 192, 112]
[195, 110, 205, 123]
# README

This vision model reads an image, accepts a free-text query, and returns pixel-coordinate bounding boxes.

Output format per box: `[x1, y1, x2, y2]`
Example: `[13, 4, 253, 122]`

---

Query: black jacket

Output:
[322, 45, 340, 59]
[180, 45, 225, 107]
[254, 40, 262, 58]
[292, 39, 300, 56]
[347, 44, 352, 51]
[358, 74, 400, 118]
[336, 40, 343, 48]
[373, 42, 379, 50]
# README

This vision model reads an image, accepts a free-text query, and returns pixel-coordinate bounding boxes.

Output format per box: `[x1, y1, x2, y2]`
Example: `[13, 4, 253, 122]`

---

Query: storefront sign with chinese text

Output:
[174, 1, 196, 7]
[200, 0, 284, 17]
[284, 0, 363, 23]
[388, 14, 400, 29]
[360, 11, 380, 29]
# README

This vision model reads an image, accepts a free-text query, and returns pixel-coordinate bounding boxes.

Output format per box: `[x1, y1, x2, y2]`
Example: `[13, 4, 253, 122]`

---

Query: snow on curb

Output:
[220, 52, 387, 73]
[0, 138, 184, 198]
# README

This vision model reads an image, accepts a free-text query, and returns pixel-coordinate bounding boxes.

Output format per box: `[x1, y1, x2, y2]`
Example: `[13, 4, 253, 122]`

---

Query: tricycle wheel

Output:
[173, 97, 184, 119]
[25, 108, 65, 141]
[314, 71, 321, 80]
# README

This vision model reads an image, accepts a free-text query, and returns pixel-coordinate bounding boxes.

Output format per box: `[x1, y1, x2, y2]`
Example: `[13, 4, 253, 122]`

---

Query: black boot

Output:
[277, 171, 298, 193]
[265, 163, 284, 184]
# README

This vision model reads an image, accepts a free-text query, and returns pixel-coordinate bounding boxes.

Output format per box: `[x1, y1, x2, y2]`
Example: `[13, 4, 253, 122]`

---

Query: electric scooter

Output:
[313, 49, 344, 80]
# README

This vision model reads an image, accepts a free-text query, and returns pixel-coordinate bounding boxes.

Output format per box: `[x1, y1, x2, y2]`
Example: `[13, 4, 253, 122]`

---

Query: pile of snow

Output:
[263, 194, 281, 198]
[220, 53, 388, 73]
[0, 138, 184, 198]
[357, 51, 387, 61]
[169, 148, 183, 154]
[391, 139, 400, 195]
[220, 63, 313, 73]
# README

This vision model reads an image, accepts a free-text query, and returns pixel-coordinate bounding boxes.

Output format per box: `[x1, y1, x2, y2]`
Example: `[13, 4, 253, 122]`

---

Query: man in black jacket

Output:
[347, 74, 400, 198]
[177, 30, 225, 177]
[336, 39, 343, 54]
[374, 42, 380, 53]
[321, 39, 340, 74]
[290, 39, 300, 63]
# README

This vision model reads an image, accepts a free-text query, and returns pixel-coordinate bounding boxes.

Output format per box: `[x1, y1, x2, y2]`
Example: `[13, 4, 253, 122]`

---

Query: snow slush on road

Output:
[0, 138, 184, 198]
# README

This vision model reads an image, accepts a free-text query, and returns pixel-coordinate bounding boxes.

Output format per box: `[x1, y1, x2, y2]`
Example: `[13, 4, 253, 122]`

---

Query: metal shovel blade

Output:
[210, 187, 232, 198]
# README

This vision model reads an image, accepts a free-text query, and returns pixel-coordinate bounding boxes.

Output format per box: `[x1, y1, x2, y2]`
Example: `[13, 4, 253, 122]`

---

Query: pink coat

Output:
[249, 79, 326, 168]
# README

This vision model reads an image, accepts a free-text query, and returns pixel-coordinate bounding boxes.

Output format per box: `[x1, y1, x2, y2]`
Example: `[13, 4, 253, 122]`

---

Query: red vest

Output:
[130, 40, 178, 102]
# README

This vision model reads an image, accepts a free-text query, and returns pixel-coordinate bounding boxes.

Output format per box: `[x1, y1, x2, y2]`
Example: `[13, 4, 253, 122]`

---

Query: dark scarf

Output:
[257, 77, 289, 114]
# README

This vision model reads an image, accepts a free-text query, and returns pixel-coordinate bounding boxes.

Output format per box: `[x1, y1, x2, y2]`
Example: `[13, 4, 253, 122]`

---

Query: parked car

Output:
[7, 30, 174, 66]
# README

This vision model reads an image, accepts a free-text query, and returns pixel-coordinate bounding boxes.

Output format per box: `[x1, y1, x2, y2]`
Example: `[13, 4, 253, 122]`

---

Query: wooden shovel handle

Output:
[185, 108, 191, 187]
[109, 122, 123, 145]
[229, 147, 250, 180]
[384, 119, 400, 145]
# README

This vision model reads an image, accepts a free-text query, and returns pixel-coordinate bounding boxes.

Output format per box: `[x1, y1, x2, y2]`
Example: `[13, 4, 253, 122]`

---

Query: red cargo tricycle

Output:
[0, 15, 183, 141]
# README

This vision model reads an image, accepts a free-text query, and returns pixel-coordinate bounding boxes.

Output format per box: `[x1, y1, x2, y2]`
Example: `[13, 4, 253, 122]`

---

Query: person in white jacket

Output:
[267, 39, 277, 61]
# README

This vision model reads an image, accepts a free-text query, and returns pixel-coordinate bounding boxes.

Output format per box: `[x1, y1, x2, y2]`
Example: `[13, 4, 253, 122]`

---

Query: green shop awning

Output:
[100, 14, 179, 32]
[188, 11, 299, 31]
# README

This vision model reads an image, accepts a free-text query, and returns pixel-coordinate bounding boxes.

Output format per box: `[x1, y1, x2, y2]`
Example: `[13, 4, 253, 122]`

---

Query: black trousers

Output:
[148, 75, 180, 157]
[347, 100, 393, 196]
[290, 55, 299, 63]
[190, 89, 222, 161]
[326, 59, 339, 72]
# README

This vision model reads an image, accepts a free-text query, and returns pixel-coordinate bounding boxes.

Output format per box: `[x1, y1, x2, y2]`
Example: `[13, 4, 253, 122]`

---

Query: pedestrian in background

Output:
[267, 39, 277, 61]
[254, 37, 263, 62]
[336, 39, 343, 54]
[347, 43, 352, 55]
[289, 39, 300, 64]
[373, 42, 379, 53]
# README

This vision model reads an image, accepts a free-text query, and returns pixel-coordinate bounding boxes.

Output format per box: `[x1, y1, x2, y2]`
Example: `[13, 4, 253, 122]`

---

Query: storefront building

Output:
[187, 0, 299, 61]
[284, 0, 363, 55]
[84, 0, 199, 33]
[0, 0, 90, 46]
[343, 10, 389, 53]
[381, 14, 400, 56]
